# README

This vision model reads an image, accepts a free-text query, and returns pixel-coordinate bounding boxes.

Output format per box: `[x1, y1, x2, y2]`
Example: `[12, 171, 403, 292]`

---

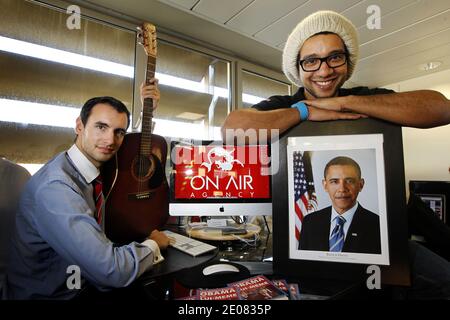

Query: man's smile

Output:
[312, 77, 337, 90]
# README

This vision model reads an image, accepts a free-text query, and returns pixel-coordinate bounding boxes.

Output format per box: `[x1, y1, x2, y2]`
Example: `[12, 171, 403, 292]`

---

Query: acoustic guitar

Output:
[102, 22, 169, 244]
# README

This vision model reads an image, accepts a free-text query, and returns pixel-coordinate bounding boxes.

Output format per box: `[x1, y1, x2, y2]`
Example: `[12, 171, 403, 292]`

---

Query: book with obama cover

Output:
[228, 275, 288, 300]
[197, 286, 241, 300]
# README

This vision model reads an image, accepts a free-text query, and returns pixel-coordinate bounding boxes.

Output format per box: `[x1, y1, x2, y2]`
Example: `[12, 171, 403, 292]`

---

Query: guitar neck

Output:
[141, 55, 156, 156]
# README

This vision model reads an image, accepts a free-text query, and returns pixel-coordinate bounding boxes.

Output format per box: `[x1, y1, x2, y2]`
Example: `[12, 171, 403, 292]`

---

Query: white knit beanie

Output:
[282, 10, 359, 87]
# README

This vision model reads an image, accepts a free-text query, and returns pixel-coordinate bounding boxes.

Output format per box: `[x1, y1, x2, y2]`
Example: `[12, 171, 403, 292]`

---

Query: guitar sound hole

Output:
[132, 155, 154, 179]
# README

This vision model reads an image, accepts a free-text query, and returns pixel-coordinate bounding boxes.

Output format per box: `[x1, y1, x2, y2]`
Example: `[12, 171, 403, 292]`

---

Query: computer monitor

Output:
[169, 140, 272, 217]
[409, 180, 450, 225]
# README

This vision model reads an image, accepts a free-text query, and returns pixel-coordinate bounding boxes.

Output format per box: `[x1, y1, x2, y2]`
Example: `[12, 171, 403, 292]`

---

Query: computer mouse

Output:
[202, 263, 240, 276]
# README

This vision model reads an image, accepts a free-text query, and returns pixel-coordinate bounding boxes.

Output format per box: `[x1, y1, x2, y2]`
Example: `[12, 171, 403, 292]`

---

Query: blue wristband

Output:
[291, 101, 309, 121]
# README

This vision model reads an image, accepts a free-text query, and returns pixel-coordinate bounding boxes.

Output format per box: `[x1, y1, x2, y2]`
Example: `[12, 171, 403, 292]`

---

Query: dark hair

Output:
[80, 96, 130, 129]
[324, 156, 361, 179]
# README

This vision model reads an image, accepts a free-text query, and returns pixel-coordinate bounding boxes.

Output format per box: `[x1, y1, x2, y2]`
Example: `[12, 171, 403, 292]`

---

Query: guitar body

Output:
[102, 132, 169, 244]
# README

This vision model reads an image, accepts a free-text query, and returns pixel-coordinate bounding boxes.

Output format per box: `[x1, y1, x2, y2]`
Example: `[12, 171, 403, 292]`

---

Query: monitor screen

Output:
[169, 140, 272, 216]
[409, 180, 450, 225]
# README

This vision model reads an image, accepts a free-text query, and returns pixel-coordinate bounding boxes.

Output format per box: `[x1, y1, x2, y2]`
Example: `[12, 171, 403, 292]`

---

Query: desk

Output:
[137, 246, 218, 299]
[174, 259, 375, 300]
[141, 246, 218, 278]
[167, 227, 370, 300]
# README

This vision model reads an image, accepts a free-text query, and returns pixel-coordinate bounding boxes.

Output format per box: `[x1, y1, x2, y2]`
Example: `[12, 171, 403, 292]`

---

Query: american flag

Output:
[293, 151, 317, 242]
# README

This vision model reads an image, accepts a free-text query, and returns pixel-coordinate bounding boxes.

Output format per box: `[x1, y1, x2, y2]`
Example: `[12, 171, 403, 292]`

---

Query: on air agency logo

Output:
[201, 147, 244, 172]
[186, 146, 254, 198]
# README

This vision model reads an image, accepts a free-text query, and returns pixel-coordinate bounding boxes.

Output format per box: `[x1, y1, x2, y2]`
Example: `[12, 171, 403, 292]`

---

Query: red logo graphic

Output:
[173, 145, 270, 199]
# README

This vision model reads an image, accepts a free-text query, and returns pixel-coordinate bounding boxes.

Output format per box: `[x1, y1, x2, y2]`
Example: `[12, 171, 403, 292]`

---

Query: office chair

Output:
[0, 158, 30, 296]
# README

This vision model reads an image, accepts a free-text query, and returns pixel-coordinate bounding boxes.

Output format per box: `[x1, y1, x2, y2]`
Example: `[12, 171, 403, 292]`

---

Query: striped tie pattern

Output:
[93, 176, 103, 225]
[329, 215, 346, 252]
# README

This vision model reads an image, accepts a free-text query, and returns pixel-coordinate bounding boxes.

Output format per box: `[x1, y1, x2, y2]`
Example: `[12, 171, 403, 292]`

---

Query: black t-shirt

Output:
[252, 86, 395, 111]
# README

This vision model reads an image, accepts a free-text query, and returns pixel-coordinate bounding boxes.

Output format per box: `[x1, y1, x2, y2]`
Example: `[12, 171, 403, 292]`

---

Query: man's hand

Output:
[140, 78, 160, 110]
[302, 96, 368, 121]
[303, 96, 348, 112]
[149, 229, 169, 250]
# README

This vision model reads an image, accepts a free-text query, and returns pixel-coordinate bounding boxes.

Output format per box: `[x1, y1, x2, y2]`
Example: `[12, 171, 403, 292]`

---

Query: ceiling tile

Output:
[161, 0, 199, 10]
[192, 0, 253, 23]
[358, 28, 450, 70]
[226, 0, 308, 36]
[253, 0, 361, 47]
[359, 10, 450, 59]
[357, 0, 450, 44]
[354, 42, 450, 86]
[342, 0, 416, 29]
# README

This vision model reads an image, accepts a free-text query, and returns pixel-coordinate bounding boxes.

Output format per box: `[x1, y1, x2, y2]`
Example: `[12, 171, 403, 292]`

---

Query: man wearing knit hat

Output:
[222, 10, 450, 299]
[222, 10, 450, 136]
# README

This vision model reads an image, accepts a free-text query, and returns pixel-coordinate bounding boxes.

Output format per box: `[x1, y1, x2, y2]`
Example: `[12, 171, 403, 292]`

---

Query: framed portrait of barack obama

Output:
[273, 119, 410, 286]
[287, 134, 389, 265]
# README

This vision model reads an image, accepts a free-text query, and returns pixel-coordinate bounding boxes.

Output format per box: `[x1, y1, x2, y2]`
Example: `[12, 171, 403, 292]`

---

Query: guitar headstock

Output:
[137, 22, 157, 57]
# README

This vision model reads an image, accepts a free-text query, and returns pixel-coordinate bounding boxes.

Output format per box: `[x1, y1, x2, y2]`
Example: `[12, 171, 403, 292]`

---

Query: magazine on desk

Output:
[272, 279, 289, 295]
[177, 275, 300, 300]
[228, 275, 289, 300]
[197, 287, 241, 300]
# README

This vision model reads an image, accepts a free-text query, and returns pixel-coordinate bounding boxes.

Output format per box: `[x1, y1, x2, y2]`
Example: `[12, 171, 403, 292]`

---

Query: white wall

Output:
[384, 69, 450, 196]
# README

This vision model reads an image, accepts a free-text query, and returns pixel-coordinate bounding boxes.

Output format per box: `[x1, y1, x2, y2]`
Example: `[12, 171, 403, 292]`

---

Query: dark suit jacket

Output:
[298, 205, 381, 254]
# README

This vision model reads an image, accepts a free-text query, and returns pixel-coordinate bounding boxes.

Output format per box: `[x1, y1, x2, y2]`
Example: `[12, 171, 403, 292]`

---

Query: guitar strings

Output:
[140, 57, 155, 194]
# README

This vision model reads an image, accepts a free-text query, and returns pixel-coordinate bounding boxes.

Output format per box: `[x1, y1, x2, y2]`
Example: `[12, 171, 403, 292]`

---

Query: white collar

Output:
[67, 144, 99, 184]
[331, 202, 359, 224]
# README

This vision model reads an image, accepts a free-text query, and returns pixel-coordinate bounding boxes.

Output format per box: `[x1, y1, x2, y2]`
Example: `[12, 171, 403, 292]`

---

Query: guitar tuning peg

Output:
[136, 26, 142, 31]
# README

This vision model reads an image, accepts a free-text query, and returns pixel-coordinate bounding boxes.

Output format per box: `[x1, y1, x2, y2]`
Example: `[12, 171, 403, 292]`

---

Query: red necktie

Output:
[93, 176, 103, 225]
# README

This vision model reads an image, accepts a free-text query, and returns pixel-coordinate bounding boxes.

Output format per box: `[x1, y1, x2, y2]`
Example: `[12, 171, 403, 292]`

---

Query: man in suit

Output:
[4, 80, 169, 300]
[299, 156, 380, 254]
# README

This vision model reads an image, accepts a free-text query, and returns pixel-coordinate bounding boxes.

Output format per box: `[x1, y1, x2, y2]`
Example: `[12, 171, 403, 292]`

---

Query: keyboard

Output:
[163, 230, 217, 257]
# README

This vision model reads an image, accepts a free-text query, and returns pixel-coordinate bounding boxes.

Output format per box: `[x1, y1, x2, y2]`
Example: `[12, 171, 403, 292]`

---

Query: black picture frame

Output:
[273, 118, 410, 286]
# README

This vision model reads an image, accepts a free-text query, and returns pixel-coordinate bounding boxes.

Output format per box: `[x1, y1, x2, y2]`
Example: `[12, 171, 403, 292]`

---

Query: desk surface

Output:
[150, 225, 366, 299]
